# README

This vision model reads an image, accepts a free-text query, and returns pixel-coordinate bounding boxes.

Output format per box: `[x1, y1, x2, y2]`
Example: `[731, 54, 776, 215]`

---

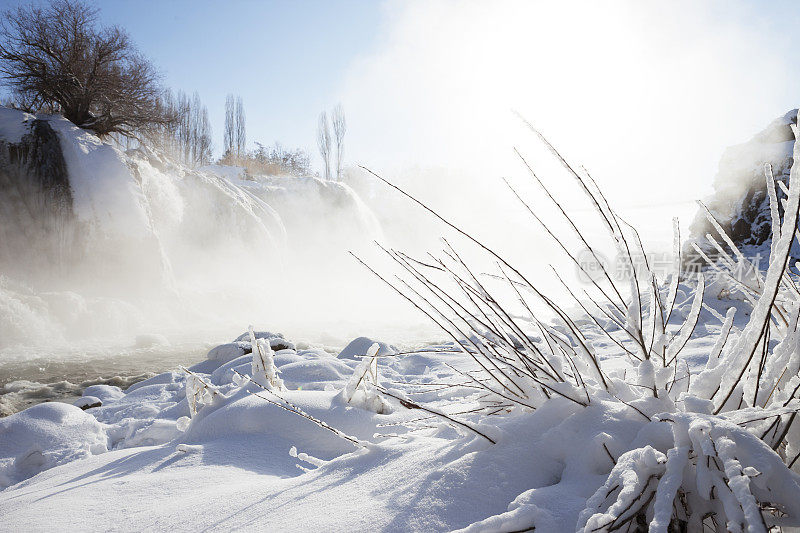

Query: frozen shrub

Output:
[248, 325, 284, 391]
[359, 117, 800, 530]
[342, 342, 391, 414]
[182, 367, 221, 418]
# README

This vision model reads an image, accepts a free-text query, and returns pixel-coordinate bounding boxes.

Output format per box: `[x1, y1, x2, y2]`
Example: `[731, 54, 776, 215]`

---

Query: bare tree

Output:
[317, 111, 331, 180]
[222, 94, 245, 163]
[331, 104, 346, 181]
[0, 0, 173, 137]
[151, 89, 211, 167]
[224, 94, 235, 159]
[177, 90, 191, 162]
[235, 96, 246, 158]
[192, 92, 212, 166]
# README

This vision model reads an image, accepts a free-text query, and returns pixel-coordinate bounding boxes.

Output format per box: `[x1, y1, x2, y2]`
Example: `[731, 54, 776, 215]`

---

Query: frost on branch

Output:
[577, 412, 800, 532]
[178, 367, 224, 432]
[248, 325, 284, 391]
[342, 342, 391, 414]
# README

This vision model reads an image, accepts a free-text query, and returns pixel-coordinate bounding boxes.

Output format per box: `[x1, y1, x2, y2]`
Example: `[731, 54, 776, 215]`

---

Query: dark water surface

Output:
[0, 342, 212, 416]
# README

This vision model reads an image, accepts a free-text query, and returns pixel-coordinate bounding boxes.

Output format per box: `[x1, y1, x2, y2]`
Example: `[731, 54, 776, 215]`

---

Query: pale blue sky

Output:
[3, 0, 385, 160]
[98, 0, 384, 159]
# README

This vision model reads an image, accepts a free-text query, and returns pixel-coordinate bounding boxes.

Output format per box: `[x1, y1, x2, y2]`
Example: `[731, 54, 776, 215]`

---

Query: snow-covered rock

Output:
[73, 396, 102, 410]
[206, 341, 252, 362]
[81, 385, 124, 404]
[233, 330, 295, 352]
[0, 402, 107, 489]
[337, 336, 397, 360]
[688, 109, 797, 259]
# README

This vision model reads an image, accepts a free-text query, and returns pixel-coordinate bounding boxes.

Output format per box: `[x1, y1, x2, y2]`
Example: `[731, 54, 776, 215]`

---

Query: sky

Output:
[91, 0, 385, 162]
[4, 0, 800, 211]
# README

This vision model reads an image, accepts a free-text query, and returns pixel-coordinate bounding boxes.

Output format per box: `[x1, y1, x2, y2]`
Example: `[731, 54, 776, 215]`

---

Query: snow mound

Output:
[0, 402, 107, 489]
[81, 384, 124, 403]
[337, 336, 397, 360]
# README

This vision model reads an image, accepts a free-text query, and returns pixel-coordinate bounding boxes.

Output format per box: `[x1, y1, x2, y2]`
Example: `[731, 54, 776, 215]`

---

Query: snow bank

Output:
[0, 106, 36, 143]
[0, 402, 107, 489]
[1, 272, 797, 531]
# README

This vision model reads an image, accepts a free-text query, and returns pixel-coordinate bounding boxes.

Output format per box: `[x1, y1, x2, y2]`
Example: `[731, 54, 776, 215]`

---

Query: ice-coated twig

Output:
[375, 385, 496, 444]
[233, 370, 364, 447]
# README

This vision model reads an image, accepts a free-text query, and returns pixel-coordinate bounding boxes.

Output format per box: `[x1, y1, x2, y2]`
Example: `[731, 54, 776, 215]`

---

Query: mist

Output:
[341, 0, 798, 222]
[2, 0, 799, 392]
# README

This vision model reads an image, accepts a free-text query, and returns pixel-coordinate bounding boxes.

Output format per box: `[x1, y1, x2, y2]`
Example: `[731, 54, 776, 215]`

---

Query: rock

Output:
[232, 331, 296, 352]
[269, 339, 295, 351]
[731, 218, 751, 243]
[0, 111, 76, 282]
[687, 108, 798, 262]
[73, 396, 102, 410]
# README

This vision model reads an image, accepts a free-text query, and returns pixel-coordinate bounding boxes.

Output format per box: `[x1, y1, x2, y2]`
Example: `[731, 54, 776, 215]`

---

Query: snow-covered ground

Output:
[0, 284, 745, 531]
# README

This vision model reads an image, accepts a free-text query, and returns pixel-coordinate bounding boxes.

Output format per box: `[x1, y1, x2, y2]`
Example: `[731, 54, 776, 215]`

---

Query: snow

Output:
[46, 115, 155, 240]
[0, 106, 36, 143]
[0, 402, 107, 489]
[0, 287, 777, 532]
[337, 336, 397, 359]
[4, 106, 800, 531]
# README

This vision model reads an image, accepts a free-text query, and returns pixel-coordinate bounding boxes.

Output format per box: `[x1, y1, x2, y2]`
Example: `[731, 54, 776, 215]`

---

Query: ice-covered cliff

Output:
[0, 106, 382, 349]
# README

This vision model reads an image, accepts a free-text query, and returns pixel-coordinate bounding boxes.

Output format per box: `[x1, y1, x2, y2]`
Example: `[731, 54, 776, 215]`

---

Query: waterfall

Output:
[0, 107, 384, 353]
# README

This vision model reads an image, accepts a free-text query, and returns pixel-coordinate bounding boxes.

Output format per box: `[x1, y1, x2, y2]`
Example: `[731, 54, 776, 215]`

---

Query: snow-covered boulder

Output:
[73, 396, 102, 410]
[81, 384, 124, 404]
[206, 341, 252, 363]
[337, 336, 397, 360]
[233, 330, 295, 352]
[0, 402, 108, 489]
